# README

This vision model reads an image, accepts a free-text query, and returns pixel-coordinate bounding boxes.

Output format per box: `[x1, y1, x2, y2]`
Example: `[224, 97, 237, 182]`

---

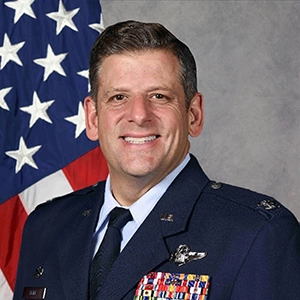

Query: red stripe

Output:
[0, 196, 28, 291]
[0, 147, 108, 292]
[63, 146, 108, 191]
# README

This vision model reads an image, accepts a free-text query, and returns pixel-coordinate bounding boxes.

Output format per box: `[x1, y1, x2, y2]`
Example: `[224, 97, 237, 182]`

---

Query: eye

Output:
[111, 94, 125, 101]
[154, 93, 164, 99]
[150, 93, 170, 103]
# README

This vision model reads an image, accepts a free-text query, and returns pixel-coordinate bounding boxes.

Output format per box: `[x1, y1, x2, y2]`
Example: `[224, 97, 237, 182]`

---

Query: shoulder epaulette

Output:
[203, 180, 285, 221]
[35, 182, 101, 210]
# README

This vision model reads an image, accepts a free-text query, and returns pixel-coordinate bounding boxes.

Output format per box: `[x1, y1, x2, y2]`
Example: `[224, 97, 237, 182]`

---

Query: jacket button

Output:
[211, 181, 222, 190]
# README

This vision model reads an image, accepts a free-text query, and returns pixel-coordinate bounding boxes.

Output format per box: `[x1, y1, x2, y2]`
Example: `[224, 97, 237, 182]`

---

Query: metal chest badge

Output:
[170, 244, 207, 266]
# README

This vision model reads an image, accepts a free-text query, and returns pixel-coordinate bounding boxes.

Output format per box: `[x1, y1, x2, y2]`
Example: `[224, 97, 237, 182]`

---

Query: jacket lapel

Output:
[97, 156, 210, 299]
[57, 183, 105, 300]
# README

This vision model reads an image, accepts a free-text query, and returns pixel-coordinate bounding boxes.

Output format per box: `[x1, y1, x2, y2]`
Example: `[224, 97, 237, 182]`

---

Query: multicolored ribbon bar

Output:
[134, 272, 210, 300]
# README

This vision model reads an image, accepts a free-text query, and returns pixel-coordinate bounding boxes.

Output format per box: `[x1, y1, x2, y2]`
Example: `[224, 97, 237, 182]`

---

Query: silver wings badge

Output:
[170, 244, 207, 266]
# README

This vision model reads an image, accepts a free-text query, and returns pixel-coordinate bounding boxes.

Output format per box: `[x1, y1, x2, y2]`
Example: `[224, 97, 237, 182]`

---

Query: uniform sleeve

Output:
[230, 212, 300, 300]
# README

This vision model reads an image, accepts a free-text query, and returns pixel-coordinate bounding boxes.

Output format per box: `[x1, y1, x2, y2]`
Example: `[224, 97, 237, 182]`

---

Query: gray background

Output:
[101, 0, 299, 220]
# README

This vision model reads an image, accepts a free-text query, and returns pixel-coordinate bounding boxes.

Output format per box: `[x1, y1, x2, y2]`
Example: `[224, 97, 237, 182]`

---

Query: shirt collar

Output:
[98, 153, 190, 230]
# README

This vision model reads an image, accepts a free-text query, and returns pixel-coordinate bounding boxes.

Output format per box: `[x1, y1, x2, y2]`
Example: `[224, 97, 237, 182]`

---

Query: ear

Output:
[188, 92, 204, 137]
[84, 96, 99, 141]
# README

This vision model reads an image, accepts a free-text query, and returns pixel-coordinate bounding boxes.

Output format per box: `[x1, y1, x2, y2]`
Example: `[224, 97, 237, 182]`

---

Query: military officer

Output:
[14, 20, 300, 300]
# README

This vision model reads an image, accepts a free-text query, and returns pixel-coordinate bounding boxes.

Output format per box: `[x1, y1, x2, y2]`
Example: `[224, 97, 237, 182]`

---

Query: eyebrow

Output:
[103, 86, 175, 97]
[146, 86, 174, 93]
[103, 87, 129, 98]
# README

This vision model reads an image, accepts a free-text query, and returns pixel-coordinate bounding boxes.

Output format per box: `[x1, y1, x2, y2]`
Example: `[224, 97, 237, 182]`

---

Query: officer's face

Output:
[85, 50, 203, 195]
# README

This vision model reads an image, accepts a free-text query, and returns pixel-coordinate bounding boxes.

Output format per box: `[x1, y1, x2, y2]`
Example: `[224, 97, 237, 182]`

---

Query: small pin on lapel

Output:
[34, 266, 44, 278]
[82, 209, 91, 217]
[160, 213, 174, 222]
[170, 244, 207, 266]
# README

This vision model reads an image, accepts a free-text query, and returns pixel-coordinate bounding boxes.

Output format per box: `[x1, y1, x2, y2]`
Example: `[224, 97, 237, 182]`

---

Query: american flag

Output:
[0, 0, 108, 298]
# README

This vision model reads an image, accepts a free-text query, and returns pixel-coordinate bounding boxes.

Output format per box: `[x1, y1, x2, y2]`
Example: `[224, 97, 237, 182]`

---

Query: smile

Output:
[123, 135, 158, 144]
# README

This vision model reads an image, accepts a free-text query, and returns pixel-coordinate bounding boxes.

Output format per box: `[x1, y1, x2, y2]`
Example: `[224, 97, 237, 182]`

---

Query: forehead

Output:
[98, 50, 181, 85]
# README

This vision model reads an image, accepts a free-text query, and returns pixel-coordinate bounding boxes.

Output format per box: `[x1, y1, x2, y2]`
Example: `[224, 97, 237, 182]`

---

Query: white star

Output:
[33, 44, 68, 81]
[65, 102, 86, 138]
[46, 0, 80, 35]
[89, 12, 105, 33]
[20, 91, 54, 128]
[4, 0, 36, 24]
[0, 33, 25, 70]
[0, 86, 13, 110]
[6, 136, 42, 174]
[77, 69, 90, 91]
[77, 69, 88, 79]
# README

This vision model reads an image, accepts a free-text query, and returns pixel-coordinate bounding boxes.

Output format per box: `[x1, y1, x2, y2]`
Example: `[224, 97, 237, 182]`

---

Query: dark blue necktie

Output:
[89, 207, 132, 299]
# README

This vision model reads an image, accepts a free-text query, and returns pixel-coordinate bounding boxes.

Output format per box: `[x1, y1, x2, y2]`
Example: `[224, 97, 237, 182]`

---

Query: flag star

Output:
[33, 44, 67, 81]
[46, 0, 80, 35]
[6, 136, 42, 174]
[77, 69, 88, 79]
[0, 86, 13, 111]
[89, 12, 105, 33]
[77, 69, 90, 91]
[20, 91, 54, 128]
[65, 102, 85, 138]
[4, 0, 36, 24]
[0, 33, 25, 70]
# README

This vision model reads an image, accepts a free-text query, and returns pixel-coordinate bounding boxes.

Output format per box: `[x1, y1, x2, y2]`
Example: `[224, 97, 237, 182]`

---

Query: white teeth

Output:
[124, 135, 157, 144]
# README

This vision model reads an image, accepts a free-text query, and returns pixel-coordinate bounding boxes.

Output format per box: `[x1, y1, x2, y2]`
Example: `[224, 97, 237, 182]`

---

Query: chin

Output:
[123, 162, 159, 178]
[125, 167, 156, 178]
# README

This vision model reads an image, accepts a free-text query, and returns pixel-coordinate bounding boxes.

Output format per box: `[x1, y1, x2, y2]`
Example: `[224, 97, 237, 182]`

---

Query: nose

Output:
[127, 95, 152, 125]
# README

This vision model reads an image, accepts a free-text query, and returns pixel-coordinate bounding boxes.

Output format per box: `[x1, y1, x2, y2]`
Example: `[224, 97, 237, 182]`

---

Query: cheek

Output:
[163, 120, 188, 145]
[98, 105, 125, 125]
[164, 109, 189, 133]
[97, 116, 110, 141]
[97, 112, 121, 145]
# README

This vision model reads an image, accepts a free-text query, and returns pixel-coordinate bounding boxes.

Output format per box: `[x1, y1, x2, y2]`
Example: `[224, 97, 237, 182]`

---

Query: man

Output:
[14, 21, 300, 300]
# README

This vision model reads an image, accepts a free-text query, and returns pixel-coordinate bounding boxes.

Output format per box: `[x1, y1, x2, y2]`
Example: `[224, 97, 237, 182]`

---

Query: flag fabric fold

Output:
[0, 0, 107, 297]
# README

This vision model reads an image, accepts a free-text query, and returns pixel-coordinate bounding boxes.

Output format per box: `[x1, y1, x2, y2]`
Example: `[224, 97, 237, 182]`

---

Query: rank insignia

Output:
[134, 272, 210, 299]
[170, 245, 207, 266]
[257, 199, 280, 210]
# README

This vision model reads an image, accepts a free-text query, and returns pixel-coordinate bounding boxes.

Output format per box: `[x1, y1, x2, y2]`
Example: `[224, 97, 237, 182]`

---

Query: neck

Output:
[108, 154, 190, 206]
[109, 173, 163, 206]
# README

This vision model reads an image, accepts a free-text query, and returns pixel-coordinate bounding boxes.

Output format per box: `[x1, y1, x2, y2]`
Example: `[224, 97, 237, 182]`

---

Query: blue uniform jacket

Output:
[13, 156, 300, 299]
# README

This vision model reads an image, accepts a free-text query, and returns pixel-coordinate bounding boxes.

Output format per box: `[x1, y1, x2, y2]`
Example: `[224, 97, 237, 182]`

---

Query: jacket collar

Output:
[57, 182, 105, 300]
[96, 155, 210, 299]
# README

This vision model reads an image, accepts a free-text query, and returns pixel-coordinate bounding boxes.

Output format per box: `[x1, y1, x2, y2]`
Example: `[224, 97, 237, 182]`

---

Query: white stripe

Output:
[19, 170, 73, 214]
[0, 269, 13, 300]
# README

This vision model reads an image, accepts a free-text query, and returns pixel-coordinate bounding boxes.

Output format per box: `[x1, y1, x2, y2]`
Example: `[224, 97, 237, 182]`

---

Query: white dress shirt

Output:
[92, 154, 190, 256]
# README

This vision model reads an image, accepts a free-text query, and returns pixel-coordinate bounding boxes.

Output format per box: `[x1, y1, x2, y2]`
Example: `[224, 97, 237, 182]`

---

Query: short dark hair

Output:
[89, 20, 198, 108]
